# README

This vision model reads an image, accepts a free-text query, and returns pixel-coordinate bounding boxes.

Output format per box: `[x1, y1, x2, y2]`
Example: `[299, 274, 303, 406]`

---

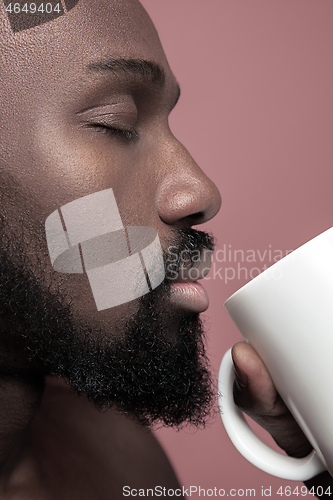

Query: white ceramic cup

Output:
[218, 227, 333, 480]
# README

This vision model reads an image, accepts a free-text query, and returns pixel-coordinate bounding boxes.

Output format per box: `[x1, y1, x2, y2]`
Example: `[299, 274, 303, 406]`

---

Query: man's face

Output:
[0, 0, 221, 426]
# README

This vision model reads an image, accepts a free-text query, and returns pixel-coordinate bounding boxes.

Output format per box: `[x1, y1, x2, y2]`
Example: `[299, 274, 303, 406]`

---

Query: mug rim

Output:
[224, 226, 333, 308]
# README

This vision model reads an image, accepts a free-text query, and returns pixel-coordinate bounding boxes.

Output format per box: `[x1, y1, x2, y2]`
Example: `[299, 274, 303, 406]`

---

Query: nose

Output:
[156, 138, 221, 228]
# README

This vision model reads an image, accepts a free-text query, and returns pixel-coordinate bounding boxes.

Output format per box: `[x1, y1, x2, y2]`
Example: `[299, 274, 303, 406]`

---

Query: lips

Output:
[169, 248, 212, 313]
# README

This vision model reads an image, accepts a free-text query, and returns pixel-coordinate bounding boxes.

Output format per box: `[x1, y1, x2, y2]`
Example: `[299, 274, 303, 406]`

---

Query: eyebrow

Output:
[87, 57, 181, 108]
[87, 58, 166, 87]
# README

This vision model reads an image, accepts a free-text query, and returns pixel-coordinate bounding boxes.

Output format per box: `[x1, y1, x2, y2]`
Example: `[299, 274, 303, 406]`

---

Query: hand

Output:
[231, 341, 312, 459]
[231, 342, 333, 498]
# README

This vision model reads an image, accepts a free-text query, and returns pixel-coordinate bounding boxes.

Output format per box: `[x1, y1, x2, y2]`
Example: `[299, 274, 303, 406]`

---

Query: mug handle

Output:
[218, 349, 326, 481]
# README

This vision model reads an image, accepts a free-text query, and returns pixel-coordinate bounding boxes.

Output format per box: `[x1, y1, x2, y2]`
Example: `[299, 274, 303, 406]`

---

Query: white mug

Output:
[218, 227, 333, 480]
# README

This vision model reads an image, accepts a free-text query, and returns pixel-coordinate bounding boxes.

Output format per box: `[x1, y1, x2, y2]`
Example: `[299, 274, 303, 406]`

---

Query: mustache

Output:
[162, 229, 215, 282]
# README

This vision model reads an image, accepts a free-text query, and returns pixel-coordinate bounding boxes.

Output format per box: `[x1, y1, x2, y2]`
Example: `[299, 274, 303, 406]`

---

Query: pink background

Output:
[141, 0, 333, 495]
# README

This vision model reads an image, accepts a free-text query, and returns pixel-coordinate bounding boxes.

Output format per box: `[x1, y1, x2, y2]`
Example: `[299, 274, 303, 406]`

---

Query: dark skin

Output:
[0, 0, 331, 497]
[0, 376, 182, 499]
[0, 1, 219, 497]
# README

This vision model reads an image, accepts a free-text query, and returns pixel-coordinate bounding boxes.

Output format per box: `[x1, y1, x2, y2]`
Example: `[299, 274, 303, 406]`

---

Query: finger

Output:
[231, 342, 312, 457]
[232, 342, 287, 416]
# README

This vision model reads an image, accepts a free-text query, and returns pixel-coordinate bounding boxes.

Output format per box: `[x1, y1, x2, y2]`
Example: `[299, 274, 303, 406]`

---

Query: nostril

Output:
[186, 212, 205, 224]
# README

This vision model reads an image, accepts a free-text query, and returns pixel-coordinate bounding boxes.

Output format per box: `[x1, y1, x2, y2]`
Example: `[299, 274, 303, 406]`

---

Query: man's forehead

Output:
[0, 0, 163, 57]
[0, 0, 171, 91]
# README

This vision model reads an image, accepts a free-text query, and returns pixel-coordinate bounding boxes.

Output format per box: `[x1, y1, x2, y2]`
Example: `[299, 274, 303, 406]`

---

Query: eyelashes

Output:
[87, 123, 139, 142]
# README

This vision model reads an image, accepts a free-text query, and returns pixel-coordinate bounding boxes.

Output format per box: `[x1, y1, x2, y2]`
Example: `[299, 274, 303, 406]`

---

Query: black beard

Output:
[0, 217, 216, 427]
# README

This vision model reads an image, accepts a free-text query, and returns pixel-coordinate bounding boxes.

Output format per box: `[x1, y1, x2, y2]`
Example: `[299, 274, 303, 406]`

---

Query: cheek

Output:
[0, 129, 159, 335]
[58, 271, 141, 334]
[5, 125, 139, 222]
[2, 104, 159, 230]
[30, 131, 130, 213]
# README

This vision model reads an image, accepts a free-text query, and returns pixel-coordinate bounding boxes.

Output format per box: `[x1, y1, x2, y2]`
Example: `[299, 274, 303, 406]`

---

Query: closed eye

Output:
[88, 123, 139, 142]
